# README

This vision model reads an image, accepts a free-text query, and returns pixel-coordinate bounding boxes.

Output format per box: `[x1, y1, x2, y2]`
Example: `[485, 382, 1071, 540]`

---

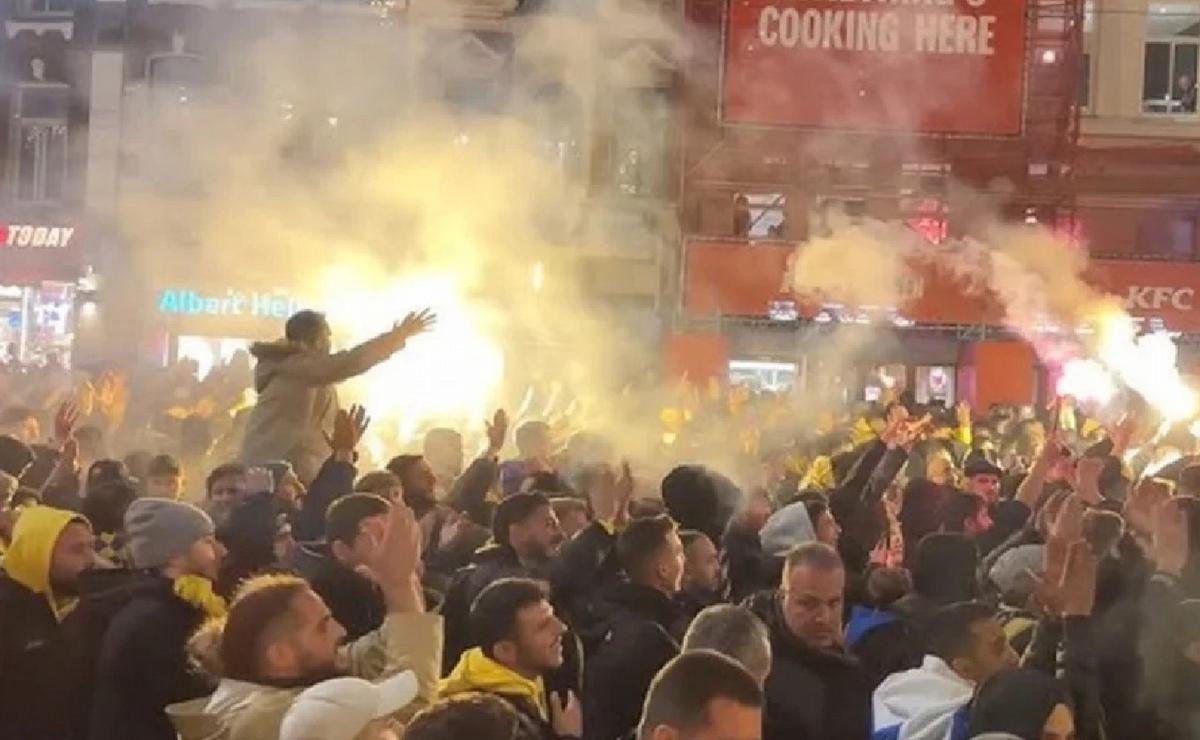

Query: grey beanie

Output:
[125, 498, 215, 569]
[760, 501, 816, 558]
[988, 544, 1045, 602]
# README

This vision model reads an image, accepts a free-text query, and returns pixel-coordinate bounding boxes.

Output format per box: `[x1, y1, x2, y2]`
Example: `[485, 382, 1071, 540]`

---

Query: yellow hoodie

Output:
[4, 505, 89, 622]
[439, 648, 549, 721]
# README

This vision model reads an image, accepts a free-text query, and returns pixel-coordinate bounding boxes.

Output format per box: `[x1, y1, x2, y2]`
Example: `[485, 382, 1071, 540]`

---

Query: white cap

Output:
[280, 671, 419, 740]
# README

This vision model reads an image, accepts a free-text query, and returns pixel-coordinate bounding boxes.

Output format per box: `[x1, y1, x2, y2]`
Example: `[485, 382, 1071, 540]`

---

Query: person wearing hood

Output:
[0, 505, 96, 739]
[169, 501, 440, 740]
[240, 308, 433, 483]
[745, 542, 872, 740]
[441, 492, 564, 673]
[755, 498, 819, 586]
[441, 578, 581, 740]
[967, 669, 1075, 740]
[582, 514, 686, 740]
[89, 499, 227, 740]
[872, 602, 1017, 740]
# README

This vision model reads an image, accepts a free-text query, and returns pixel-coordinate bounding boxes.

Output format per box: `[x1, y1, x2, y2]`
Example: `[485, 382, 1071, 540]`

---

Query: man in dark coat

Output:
[89, 499, 226, 740]
[582, 515, 687, 740]
[746, 542, 872, 740]
[0, 505, 96, 740]
[441, 492, 565, 673]
[291, 492, 391, 641]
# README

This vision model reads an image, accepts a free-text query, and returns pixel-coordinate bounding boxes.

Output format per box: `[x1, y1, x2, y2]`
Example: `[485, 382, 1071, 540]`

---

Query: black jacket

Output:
[441, 544, 543, 675]
[291, 543, 384, 641]
[747, 591, 872, 740]
[550, 521, 623, 638]
[0, 573, 86, 740]
[88, 576, 213, 740]
[582, 582, 683, 740]
[293, 455, 358, 543]
[829, 441, 906, 576]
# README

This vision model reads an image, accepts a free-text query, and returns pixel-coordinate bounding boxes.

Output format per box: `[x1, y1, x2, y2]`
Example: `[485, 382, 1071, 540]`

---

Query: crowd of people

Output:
[1, 308, 1199, 740]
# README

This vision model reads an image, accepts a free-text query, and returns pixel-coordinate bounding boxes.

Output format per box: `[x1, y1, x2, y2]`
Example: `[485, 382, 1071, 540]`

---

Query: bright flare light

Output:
[1056, 358, 1116, 406]
[317, 266, 504, 447]
[1094, 309, 1198, 422]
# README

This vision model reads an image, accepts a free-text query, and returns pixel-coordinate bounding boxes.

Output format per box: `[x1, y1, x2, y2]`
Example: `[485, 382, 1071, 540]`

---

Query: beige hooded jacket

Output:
[168, 611, 443, 740]
[239, 329, 407, 482]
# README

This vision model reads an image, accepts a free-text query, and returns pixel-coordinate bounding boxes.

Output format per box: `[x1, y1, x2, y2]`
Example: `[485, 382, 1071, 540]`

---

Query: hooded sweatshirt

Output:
[871, 656, 973, 740]
[0, 506, 92, 740]
[5, 504, 89, 620]
[440, 647, 549, 721]
[240, 330, 405, 483]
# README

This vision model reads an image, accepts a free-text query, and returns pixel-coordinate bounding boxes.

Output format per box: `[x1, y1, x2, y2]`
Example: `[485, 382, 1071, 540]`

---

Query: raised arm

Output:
[282, 310, 435, 386]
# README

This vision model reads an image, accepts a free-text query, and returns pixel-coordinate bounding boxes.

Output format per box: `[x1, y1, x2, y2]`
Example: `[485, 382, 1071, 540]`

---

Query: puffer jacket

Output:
[240, 330, 406, 482]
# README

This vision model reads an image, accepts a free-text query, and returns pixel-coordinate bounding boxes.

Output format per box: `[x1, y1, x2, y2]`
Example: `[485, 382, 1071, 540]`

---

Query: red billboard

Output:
[721, 0, 1028, 135]
[684, 239, 1200, 334]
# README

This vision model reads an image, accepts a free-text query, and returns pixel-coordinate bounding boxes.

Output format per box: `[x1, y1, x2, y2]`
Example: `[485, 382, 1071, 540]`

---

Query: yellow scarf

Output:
[440, 648, 548, 721]
[173, 575, 228, 619]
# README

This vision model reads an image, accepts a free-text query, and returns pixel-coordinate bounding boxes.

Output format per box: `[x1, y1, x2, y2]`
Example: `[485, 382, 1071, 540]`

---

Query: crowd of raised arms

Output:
[2, 308, 1200, 740]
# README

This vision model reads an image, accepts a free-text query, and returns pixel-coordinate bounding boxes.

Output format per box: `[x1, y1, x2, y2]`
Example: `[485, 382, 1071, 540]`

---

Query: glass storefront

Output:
[0, 281, 76, 365]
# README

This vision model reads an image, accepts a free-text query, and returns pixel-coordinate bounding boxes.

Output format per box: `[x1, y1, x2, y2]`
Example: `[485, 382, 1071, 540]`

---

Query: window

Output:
[734, 193, 787, 238]
[1143, 8, 1200, 113]
[15, 0, 74, 16]
[10, 85, 69, 203]
[612, 88, 671, 198]
[1137, 213, 1196, 258]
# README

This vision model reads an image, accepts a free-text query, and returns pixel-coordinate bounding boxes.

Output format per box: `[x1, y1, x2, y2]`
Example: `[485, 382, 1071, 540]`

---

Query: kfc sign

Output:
[0, 224, 76, 249]
[1124, 286, 1195, 312]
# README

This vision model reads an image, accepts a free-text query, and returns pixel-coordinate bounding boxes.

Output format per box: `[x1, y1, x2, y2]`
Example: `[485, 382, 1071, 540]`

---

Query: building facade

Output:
[2, 0, 677, 369]
[670, 0, 1200, 410]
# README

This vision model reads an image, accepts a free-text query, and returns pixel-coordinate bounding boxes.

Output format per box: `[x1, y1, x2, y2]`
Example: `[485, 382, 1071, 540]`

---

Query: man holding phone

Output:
[241, 309, 435, 483]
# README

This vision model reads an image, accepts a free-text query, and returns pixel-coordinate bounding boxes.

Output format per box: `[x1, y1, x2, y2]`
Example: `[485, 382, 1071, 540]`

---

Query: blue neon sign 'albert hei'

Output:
[157, 289, 303, 319]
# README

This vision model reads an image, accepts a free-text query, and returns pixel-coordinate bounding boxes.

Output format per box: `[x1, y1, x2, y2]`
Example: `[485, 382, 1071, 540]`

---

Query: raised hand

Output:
[1125, 477, 1173, 539]
[394, 309, 437, 341]
[614, 461, 634, 528]
[1060, 540, 1099, 617]
[1153, 498, 1189, 578]
[325, 404, 370, 454]
[550, 691, 583, 740]
[486, 409, 509, 456]
[1051, 494, 1087, 544]
[1074, 457, 1105, 506]
[54, 401, 80, 445]
[360, 498, 422, 592]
